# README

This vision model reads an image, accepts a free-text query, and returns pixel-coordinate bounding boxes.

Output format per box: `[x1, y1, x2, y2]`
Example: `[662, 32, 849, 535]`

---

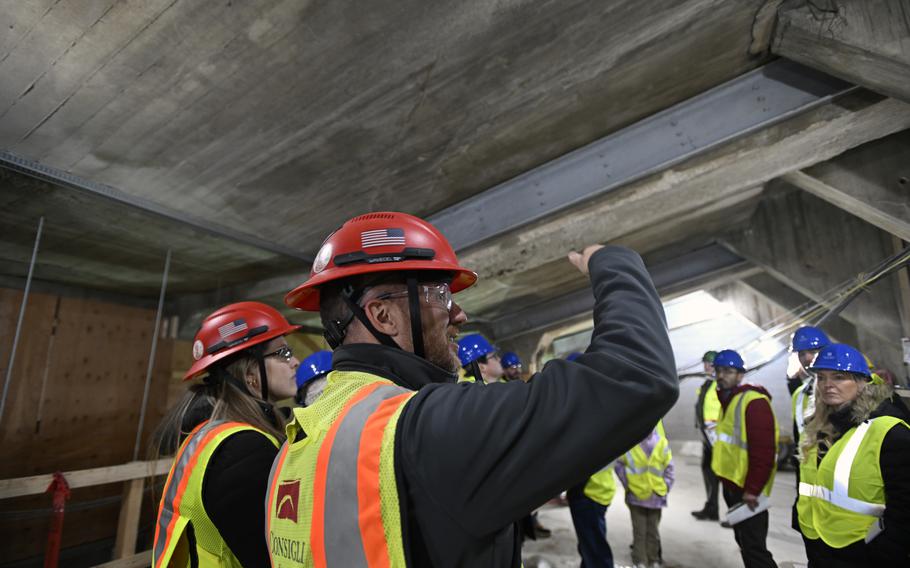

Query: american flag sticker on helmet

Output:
[361, 228, 405, 248]
[218, 319, 248, 339]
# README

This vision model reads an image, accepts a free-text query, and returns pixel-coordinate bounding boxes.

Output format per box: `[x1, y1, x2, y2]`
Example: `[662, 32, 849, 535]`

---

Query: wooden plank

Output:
[93, 550, 151, 568]
[0, 459, 170, 500]
[112, 478, 144, 558]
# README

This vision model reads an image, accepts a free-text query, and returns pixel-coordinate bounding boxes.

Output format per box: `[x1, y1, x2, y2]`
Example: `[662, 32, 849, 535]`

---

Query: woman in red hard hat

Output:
[152, 301, 300, 568]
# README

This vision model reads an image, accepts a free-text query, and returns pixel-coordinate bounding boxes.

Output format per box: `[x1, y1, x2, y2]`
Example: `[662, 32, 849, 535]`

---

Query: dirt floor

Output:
[522, 443, 808, 568]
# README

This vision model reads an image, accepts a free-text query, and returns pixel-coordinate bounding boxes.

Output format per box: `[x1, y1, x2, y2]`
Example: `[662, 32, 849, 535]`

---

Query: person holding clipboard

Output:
[710, 350, 779, 568]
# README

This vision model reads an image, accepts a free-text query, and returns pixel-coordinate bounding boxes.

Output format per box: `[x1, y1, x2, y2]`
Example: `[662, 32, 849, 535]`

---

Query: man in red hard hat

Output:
[266, 212, 678, 567]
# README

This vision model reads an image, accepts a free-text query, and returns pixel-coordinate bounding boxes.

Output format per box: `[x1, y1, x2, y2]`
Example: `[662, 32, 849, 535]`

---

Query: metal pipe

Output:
[133, 249, 171, 461]
[0, 216, 45, 424]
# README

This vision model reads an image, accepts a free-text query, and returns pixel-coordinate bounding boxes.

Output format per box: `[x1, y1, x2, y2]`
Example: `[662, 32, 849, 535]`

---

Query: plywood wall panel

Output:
[0, 288, 174, 563]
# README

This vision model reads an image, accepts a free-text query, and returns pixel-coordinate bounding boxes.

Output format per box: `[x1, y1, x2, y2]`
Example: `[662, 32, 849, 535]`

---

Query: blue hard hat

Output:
[808, 343, 871, 378]
[296, 350, 333, 388]
[566, 352, 583, 362]
[501, 352, 522, 369]
[791, 326, 831, 352]
[458, 333, 496, 366]
[713, 349, 745, 372]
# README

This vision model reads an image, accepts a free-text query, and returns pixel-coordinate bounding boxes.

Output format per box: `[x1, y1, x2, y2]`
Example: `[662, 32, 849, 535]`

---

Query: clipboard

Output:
[724, 495, 771, 525]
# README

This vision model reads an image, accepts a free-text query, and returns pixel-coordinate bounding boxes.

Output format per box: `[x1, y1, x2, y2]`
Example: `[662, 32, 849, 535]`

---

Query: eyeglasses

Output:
[265, 345, 294, 363]
[374, 283, 453, 311]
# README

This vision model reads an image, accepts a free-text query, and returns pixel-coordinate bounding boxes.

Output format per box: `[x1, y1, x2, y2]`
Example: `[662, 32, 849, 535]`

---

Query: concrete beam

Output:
[724, 185, 905, 371]
[0, 152, 312, 263]
[774, 0, 910, 103]
[782, 129, 910, 240]
[429, 60, 852, 250]
[491, 244, 751, 341]
[458, 91, 910, 303]
[782, 170, 910, 241]
[171, 91, 910, 330]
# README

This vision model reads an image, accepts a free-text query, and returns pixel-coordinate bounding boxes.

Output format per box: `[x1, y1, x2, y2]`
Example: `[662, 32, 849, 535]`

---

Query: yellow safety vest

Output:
[152, 421, 279, 568]
[711, 390, 779, 496]
[266, 371, 415, 568]
[798, 416, 908, 548]
[621, 430, 672, 500]
[583, 463, 617, 506]
[696, 380, 722, 424]
[791, 381, 813, 437]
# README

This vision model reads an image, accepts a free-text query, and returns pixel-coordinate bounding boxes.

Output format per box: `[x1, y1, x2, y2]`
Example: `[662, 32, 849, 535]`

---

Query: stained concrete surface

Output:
[522, 445, 808, 568]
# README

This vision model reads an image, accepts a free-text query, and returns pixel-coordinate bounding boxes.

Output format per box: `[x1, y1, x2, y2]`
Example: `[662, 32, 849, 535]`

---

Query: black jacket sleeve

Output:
[869, 423, 910, 565]
[398, 245, 678, 535]
[201, 431, 278, 568]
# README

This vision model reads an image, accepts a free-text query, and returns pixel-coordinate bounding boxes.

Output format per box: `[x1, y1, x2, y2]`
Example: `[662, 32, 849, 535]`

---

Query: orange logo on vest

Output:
[276, 480, 300, 523]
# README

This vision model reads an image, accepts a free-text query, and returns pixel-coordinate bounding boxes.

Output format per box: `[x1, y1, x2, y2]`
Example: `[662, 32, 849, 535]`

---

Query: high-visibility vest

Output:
[152, 421, 279, 568]
[266, 371, 415, 568]
[798, 416, 908, 548]
[711, 390, 779, 496]
[583, 463, 617, 506]
[791, 381, 813, 437]
[696, 380, 722, 425]
[621, 428, 672, 500]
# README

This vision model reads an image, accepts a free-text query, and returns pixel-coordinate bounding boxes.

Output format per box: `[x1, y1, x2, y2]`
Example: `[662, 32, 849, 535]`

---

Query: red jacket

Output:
[717, 383, 776, 495]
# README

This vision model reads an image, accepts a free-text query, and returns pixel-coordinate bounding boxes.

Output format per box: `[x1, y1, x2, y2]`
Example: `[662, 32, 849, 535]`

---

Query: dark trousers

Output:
[802, 535, 825, 568]
[723, 486, 777, 568]
[701, 441, 719, 514]
[568, 491, 614, 568]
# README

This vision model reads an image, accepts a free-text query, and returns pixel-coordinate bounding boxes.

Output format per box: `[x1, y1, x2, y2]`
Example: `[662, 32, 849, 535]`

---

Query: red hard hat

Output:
[285, 212, 477, 311]
[184, 301, 300, 380]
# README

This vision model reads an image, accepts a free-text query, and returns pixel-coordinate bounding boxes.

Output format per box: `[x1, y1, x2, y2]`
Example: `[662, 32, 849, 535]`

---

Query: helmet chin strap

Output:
[335, 279, 427, 360]
[406, 277, 425, 359]
[470, 360, 485, 385]
[256, 353, 269, 403]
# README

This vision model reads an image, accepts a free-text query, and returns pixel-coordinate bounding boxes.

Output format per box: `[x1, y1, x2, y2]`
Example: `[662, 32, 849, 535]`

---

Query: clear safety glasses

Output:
[374, 283, 453, 311]
[265, 345, 294, 363]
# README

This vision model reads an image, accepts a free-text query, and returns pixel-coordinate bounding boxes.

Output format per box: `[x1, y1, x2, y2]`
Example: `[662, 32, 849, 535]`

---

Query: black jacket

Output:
[333, 245, 679, 567]
[816, 394, 910, 567]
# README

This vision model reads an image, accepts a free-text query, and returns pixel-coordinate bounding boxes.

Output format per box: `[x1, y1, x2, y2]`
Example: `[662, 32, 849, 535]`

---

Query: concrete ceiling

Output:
[2, 0, 909, 345]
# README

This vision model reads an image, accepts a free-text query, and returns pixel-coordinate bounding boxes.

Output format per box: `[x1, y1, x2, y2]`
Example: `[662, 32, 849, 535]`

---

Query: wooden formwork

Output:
[0, 287, 174, 564]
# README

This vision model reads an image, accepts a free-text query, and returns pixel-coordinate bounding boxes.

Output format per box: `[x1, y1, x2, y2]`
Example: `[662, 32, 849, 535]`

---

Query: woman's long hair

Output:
[799, 381, 892, 461]
[151, 349, 287, 459]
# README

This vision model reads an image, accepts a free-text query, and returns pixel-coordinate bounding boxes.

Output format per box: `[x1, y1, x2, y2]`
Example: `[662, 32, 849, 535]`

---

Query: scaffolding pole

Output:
[0, 216, 45, 425]
[133, 249, 171, 461]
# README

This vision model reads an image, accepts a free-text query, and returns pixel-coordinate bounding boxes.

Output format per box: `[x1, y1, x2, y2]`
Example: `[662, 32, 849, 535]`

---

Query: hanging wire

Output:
[677, 245, 910, 377]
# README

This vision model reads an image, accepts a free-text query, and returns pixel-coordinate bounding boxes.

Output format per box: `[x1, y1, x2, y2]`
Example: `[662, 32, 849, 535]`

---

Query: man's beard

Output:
[423, 333, 458, 373]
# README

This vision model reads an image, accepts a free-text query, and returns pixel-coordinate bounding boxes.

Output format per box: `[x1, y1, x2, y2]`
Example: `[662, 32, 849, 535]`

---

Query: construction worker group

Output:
[150, 211, 908, 568]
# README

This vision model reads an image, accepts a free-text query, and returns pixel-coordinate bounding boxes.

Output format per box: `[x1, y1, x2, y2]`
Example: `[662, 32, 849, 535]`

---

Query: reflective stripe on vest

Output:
[315, 383, 410, 568]
[715, 393, 749, 449]
[154, 421, 276, 568]
[711, 390, 779, 496]
[266, 380, 415, 568]
[793, 382, 810, 436]
[797, 416, 907, 547]
[622, 428, 672, 500]
[798, 420, 885, 518]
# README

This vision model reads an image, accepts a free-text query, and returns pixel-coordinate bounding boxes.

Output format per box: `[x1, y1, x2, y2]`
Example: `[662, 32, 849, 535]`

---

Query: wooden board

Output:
[0, 288, 175, 562]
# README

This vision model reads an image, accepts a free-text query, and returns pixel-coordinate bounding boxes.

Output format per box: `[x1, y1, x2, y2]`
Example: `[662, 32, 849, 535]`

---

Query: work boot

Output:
[533, 517, 551, 538]
[690, 508, 719, 521]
